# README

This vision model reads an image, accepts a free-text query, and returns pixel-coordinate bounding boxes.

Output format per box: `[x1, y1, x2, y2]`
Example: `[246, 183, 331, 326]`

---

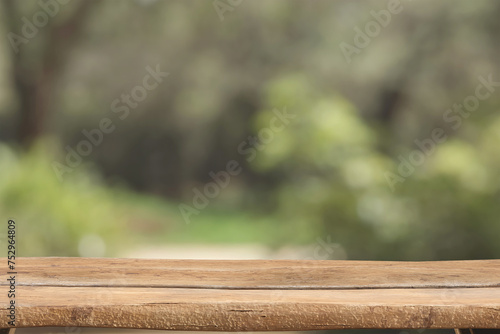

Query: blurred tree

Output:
[0, 0, 499, 261]
[2, 0, 96, 147]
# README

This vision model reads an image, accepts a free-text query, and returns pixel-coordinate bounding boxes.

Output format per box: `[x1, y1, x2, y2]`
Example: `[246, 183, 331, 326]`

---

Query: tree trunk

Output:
[2, 0, 96, 148]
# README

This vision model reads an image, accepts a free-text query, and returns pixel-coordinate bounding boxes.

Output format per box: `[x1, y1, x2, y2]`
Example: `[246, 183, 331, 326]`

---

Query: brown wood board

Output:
[1, 258, 499, 330]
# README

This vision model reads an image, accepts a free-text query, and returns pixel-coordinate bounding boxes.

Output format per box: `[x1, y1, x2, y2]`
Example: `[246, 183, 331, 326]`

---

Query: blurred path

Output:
[120, 243, 345, 260]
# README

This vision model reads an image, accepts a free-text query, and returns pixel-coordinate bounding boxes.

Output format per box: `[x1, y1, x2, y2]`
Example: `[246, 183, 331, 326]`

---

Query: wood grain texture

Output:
[1, 257, 499, 330]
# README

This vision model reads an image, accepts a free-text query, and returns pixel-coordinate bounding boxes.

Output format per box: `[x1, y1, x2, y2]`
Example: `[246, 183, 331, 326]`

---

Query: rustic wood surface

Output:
[1, 257, 499, 331]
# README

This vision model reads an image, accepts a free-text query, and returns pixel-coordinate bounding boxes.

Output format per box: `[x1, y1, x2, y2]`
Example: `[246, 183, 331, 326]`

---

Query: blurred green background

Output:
[0, 0, 499, 260]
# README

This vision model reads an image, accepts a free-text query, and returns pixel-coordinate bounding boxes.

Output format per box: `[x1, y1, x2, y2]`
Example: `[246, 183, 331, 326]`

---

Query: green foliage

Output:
[0, 142, 130, 256]
[1, 1, 500, 261]
[250, 76, 500, 260]
[0, 141, 289, 255]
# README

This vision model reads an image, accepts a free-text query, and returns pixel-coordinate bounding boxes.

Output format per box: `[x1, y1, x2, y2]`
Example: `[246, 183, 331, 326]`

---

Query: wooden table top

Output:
[1, 257, 499, 331]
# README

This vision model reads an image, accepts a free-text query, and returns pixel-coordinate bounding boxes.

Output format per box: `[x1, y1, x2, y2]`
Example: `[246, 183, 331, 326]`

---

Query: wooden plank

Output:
[3, 286, 500, 330]
[2, 257, 500, 289]
[0, 258, 499, 330]
[2, 286, 500, 330]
